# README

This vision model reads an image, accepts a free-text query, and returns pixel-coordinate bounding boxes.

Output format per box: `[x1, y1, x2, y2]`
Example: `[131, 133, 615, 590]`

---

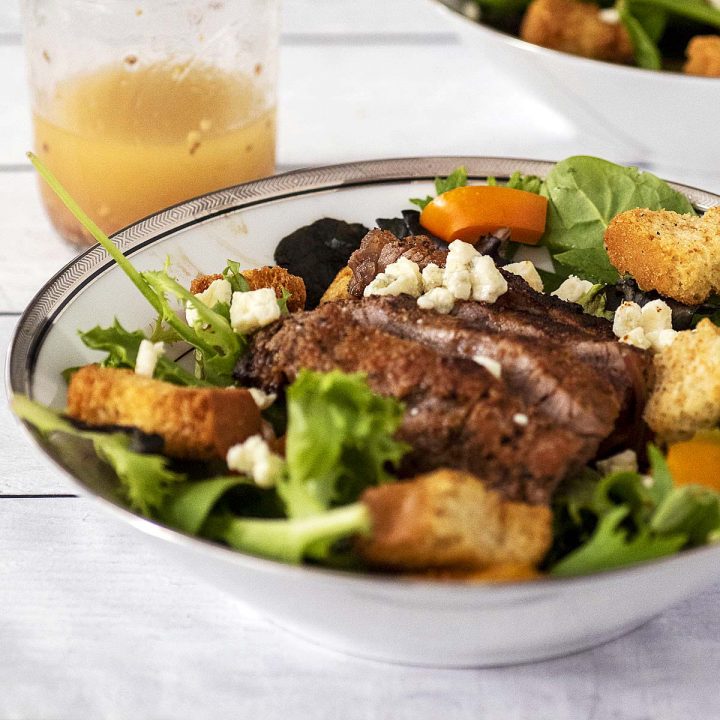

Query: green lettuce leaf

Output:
[506, 171, 544, 194]
[12, 396, 186, 516]
[635, 0, 720, 29]
[222, 259, 251, 293]
[141, 270, 245, 386]
[576, 283, 614, 320]
[551, 506, 687, 577]
[651, 486, 720, 546]
[280, 369, 409, 518]
[160, 475, 252, 535]
[549, 443, 720, 576]
[410, 166, 468, 210]
[76, 319, 206, 387]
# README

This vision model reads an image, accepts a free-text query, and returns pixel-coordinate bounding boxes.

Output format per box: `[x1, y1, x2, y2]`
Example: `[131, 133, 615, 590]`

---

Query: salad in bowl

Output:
[450, 0, 720, 74]
[9, 154, 720, 664]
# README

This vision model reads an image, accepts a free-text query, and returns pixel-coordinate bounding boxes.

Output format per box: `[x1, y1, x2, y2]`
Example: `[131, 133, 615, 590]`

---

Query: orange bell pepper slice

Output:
[420, 185, 548, 245]
[666, 431, 720, 492]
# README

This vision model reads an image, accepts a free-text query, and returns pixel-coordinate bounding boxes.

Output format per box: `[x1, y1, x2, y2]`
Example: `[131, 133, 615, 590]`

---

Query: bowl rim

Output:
[8, 154, 720, 594]
[433, 0, 720, 84]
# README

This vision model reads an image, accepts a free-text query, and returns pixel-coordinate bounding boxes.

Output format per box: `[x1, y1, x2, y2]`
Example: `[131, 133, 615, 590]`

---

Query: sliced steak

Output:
[347, 229, 446, 297]
[236, 300, 591, 504]
[346, 230, 653, 446]
[347, 295, 621, 440]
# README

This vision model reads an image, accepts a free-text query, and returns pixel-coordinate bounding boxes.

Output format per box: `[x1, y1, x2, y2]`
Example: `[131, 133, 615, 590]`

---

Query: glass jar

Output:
[21, 0, 279, 246]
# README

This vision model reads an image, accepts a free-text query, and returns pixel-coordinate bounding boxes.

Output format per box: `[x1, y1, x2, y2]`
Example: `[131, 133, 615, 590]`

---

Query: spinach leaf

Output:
[542, 156, 695, 283]
[618, 1, 663, 70]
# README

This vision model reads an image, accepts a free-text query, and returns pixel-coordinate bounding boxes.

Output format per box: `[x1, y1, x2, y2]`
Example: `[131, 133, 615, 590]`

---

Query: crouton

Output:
[190, 273, 223, 295]
[412, 564, 542, 583]
[644, 319, 720, 444]
[67, 365, 261, 460]
[357, 469, 552, 571]
[684, 35, 720, 78]
[520, 0, 634, 64]
[319, 266, 353, 304]
[604, 206, 720, 305]
[190, 266, 306, 312]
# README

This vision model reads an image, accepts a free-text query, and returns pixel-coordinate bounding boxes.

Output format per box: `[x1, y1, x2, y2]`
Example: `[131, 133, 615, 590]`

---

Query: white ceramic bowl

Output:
[433, 0, 720, 171]
[8, 157, 720, 667]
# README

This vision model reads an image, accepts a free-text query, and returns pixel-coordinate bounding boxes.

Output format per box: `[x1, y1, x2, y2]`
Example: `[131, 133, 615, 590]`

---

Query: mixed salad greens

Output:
[13, 153, 720, 580]
[466, 0, 720, 71]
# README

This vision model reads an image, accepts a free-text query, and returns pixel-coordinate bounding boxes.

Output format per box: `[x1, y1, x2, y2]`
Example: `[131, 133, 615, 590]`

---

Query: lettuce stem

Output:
[205, 503, 372, 564]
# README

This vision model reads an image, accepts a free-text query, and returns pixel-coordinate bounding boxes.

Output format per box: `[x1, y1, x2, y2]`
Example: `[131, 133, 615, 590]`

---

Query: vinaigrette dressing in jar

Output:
[22, 0, 278, 246]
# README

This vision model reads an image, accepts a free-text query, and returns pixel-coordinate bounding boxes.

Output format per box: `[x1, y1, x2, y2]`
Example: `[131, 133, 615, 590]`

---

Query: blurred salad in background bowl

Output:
[433, 0, 720, 170]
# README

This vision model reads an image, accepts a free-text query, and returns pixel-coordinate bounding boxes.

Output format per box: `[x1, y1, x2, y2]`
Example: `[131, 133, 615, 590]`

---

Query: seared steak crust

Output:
[347, 229, 446, 297]
[238, 301, 602, 504]
[346, 229, 653, 447]
[349, 295, 620, 438]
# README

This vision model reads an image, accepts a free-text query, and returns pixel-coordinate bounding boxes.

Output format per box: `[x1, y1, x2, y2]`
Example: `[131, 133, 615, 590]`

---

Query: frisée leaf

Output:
[12, 396, 186, 516]
[410, 166, 468, 210]
[76, 319, 206, 387]
[279, 369, 409, 518]
[549, 443, 720, 576]
[551, 506, 686, 577]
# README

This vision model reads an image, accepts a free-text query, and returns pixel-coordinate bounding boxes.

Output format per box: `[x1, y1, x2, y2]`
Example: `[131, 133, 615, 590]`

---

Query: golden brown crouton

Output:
[411, 564, 542, 583]
[190, 273, 223, 295]
[67, 365, 261, 460]
[520, 0, 634, 64]
[190, 266, 306, 312]
[684, 35, 720, 78]
[644, 320, 720, 444]
[319, 266, 353, 304]
[357, 469, 552, 571]
[604, 206, 720, 305]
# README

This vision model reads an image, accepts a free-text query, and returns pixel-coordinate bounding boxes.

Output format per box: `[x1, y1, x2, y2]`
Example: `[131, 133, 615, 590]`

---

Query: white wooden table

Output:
[2, 1, 720, 717]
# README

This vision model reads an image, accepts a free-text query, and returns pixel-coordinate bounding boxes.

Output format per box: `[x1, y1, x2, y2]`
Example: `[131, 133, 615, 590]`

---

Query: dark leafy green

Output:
[618, 0, 663, 70]
[549, 445, 720, 577]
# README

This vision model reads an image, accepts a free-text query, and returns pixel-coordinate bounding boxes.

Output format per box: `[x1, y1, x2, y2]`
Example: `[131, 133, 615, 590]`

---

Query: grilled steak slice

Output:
[236, 301, 591, 504]
[348, 228, 608, 330]
[347, 295, 621, 439]
[451, 290, 652, 450]
[346, 230, 653, 444]
[347, 229, 446, 297]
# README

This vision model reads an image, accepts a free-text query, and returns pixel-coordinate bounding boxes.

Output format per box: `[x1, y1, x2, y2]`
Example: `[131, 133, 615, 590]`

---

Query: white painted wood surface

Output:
[2, 0, 720, 716]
